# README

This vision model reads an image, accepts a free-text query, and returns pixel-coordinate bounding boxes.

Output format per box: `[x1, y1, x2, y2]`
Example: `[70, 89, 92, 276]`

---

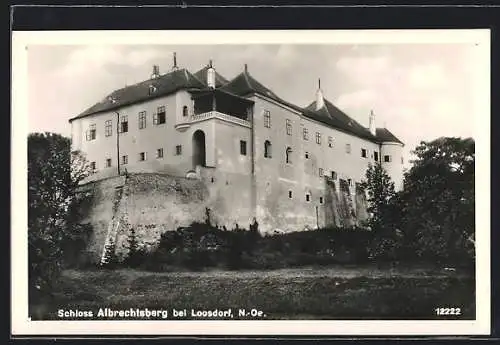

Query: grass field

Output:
[30, 265, 475, 320]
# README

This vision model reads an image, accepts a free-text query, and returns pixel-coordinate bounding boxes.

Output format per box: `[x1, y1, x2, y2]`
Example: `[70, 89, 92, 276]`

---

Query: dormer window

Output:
[149, 85, 157, 94]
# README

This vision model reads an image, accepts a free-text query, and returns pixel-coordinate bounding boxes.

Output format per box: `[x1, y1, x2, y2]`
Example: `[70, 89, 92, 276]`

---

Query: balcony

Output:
[175, 111, 251, 131]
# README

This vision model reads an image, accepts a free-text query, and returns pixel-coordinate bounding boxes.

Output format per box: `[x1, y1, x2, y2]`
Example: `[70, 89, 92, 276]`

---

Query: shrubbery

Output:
[116, 220, 374, 271]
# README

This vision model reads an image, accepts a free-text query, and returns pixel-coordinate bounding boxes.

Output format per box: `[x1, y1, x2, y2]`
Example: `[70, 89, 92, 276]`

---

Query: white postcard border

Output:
[11, 29, 491, 336]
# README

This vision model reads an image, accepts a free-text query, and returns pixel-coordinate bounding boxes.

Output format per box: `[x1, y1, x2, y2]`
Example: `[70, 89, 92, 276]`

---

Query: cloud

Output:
[335, 89, 379, 110]
[408, 63, 447, 89]
[57, 46, 168, 79]
[335, 55, 392, 86]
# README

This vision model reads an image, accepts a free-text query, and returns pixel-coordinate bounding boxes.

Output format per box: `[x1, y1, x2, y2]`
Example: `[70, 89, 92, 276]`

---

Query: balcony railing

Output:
[175, 111, 251, 130]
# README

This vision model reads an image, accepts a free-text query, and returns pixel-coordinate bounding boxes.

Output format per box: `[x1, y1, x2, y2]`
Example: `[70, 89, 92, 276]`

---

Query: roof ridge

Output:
[243, 70, 252, 89]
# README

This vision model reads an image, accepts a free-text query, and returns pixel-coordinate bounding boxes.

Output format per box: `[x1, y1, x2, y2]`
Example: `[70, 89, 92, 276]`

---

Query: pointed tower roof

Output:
[221, 64, 303, 112]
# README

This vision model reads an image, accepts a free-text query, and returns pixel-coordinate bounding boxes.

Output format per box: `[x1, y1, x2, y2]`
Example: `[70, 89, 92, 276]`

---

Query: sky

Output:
[27, 42, 481, 167]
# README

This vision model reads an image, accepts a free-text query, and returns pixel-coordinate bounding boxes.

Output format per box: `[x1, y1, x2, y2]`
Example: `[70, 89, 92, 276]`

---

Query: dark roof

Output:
[375, 128, 404, 145]
[190, 88, 254, 105]
[304, 99, 379, 142]
[193, 66, 229, 87]
[69, 68, 205, 121]
[220, 70, 303, 113]
[223, 71, 404, 145]
[69, 64, 404, 146]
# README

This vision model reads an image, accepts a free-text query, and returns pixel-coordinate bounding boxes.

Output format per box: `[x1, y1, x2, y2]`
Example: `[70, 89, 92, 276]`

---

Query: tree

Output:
[359, 163, 402, 260]
[28, 132, 92, 303]
[360, 163, 397, 233]
[124, 228, 145, 268]
[400, 137, 475, 263]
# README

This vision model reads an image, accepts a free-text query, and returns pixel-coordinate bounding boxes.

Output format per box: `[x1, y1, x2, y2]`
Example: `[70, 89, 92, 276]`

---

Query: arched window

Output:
[285, 147, 292, 164]
[183, 106, 189, 117]
[264, 140, 272, 158]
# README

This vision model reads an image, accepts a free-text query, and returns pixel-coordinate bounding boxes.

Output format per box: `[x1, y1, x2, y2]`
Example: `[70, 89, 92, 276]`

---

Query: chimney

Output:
[172, 52, 178, 71]
[315, 78, 325, 111]
[151, 65, 160, 79]
[369, 110, 376, 136]
[207, 59, 216, 89]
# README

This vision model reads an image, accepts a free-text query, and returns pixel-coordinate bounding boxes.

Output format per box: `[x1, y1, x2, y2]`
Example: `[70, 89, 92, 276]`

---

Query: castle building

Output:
[69, 55, 404, 233]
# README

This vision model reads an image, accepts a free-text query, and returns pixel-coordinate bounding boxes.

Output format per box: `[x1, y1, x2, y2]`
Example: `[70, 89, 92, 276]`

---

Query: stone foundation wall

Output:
[81, 172, 370, 263]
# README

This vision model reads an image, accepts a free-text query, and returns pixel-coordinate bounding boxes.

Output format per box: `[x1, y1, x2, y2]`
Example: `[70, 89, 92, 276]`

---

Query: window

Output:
[120, 116, 128, 133]
[305, 193, 311, 202]
[156, 148, 164, 159]
[138, 111, 147, 129]
[303, 128, 309, 140]
[319, 168, 324, 177]
[319, 196, 324, 204]
[105, 158, 112, 168]
[286, 119, 292, 135]
[331, 171, 337, 180]
[328, 136, 333, 148]
[264, 110, 271, 128]
[348, 178, 353, 187]
[139, 152, 147, 161]
[285, 147, 292, 164]
[86, 124, 96, 141]
[264, 140, 272, 158]
[183, 106, 189, 117]
[374, 151, 379, 162]
[401, 156, 404, 164]
[154, 106, 166, 125]
[105, 120, 112, 137]
[315, 132, 321, 145]
[305, 152, 309, 159]
[288, 190, 293, 199]
[240, 140, 247, 155]
[175, 145, 182, 155]
[121, 155, 128, 165]
[361, 148, 367, 158]
[384, 155, 392, 162]
[90, 161, 96, 171]
[346, 143, 351, 154]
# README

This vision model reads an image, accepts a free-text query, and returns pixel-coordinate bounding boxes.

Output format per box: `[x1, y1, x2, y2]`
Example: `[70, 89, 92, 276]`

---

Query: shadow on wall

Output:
[324, 178, 365, 229]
